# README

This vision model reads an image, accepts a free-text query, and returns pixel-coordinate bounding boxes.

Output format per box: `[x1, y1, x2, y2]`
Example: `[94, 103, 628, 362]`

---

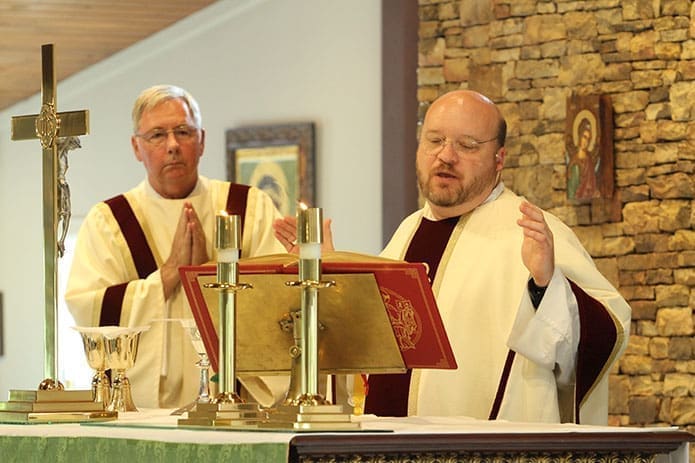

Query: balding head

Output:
[416, 89, 508, 218]
[424, 90, 507, 148]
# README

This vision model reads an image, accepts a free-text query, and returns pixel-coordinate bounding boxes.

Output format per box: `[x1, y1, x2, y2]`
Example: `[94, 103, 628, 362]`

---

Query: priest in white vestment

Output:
[274, 89, 631, 424]
[65, 85, 285, 409]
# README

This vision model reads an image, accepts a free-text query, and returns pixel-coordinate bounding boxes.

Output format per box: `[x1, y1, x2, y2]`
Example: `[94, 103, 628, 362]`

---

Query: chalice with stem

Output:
[171, 318, 212, 415]
[103, 326, 149, 412]
[72, 326, 111, 405]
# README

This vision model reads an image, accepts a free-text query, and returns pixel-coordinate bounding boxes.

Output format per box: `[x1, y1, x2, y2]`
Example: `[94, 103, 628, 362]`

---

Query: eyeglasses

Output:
[422, 134, 498, 159]
[135, 125, 200, 146]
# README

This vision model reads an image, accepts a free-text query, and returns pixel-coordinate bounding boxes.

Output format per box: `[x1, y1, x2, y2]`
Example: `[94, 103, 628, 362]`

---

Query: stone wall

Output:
[417, 0, 694, 442]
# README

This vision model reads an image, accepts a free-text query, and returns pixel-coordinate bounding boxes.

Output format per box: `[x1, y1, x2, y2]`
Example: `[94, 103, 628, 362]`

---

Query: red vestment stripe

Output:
[100, 283, 128, 327]
[488, 350, 516, 420]
[105, 195, 157, 279]
[98, 194, 158, 326]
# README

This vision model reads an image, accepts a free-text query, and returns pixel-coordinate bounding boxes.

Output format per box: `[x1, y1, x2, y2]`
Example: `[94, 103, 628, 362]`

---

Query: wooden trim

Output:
[289, 430, 693, 462]
[381, 0, 418, 246]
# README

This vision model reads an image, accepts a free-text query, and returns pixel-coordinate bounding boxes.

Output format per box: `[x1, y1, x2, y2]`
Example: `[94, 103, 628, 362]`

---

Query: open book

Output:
[179, 251, 457, 375]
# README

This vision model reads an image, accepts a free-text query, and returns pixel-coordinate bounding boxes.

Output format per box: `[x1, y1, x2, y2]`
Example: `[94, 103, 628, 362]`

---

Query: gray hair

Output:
[131, 84, 202, 133]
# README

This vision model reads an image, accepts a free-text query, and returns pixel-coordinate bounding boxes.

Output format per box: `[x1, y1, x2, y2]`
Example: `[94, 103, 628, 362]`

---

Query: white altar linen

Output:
[0, 408, 292, 445]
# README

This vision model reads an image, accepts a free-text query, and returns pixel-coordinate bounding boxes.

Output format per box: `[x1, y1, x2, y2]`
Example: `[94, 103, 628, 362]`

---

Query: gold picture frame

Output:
[226, 123, 315, 216]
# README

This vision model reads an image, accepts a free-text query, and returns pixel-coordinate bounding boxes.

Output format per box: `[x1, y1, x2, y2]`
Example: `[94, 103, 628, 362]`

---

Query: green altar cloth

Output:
[0, 435, 286, 463]
[0, 408, 690, 463]
[0, 409, 291, 462]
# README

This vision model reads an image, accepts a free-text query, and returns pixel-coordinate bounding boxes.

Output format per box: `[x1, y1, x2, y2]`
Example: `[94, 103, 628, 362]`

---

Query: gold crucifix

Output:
[10, 44, 89, 389]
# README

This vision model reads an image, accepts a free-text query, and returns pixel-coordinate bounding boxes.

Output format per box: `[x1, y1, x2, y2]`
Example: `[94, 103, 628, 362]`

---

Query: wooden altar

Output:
[290, 430, 692, 462]
[0, 409, 691, 463]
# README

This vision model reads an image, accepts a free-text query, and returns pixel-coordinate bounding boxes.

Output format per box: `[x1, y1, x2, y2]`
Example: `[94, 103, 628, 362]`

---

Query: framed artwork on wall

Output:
[226, 122, 315, 217]
[565, 94, 614, 203]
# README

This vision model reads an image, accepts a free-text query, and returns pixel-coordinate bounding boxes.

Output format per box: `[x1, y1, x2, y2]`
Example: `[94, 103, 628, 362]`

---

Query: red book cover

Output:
[180, 251, 457, 373]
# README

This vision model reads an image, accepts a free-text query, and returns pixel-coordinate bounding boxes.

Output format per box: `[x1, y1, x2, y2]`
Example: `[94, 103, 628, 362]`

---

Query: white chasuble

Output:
[380, 186, 630, 424]
[65, 176, 285, 409]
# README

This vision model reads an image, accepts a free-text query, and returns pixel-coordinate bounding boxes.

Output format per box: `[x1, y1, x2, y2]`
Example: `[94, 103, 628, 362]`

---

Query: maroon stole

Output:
[569, 281, 618, 422]
[98, 183, 251, 326]
[363, 216, 459, 416]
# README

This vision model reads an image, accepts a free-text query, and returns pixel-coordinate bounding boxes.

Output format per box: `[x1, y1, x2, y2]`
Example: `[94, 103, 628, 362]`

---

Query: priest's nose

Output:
[166, 133, 181, 154]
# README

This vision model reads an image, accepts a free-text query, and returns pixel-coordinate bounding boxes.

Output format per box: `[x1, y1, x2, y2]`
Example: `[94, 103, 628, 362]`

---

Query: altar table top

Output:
[0, 408, 690, 463]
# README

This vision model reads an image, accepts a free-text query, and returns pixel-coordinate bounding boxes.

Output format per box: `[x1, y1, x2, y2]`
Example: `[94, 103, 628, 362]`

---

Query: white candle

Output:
[299, 242, 321, 260]
[297, 203, 322, 260]
[218, 248, 239, 263]
[215, 212, 240, 263]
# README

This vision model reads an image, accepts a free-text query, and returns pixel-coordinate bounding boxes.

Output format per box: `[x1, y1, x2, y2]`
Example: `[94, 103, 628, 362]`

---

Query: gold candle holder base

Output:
[285, 393, 330, 407]
[261, 403, 360, 431]
[177, 401, 267, 428]
[213, 391, 244, 404]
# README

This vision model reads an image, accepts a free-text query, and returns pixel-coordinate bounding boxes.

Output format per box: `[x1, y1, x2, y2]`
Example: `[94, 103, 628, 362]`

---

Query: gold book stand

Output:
[178, 252, 456, 431]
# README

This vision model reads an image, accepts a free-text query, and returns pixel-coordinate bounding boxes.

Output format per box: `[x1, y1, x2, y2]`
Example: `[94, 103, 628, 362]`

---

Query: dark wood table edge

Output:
[288, 430, 694, 462]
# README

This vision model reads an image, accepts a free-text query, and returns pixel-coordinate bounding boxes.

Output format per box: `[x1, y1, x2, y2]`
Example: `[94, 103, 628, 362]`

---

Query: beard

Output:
[417, 163, 498, 208]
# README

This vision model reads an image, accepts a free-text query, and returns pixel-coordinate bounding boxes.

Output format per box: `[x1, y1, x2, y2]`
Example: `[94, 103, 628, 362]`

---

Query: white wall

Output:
[0, 0, 381, 397]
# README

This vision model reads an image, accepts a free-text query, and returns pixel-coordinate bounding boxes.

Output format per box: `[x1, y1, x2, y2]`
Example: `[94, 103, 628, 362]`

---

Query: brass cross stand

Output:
[0, 44, 116, 423]
[10, 44, 89, 387]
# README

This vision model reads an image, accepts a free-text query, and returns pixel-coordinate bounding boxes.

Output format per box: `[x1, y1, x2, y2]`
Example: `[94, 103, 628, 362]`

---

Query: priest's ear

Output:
[131, 134, 146, 162]
[494, 147, 506, 168]
[197, 128, 206, 157]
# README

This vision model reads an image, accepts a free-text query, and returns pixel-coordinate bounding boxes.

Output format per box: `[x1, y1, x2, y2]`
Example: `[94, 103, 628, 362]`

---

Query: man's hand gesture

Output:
[273, 216, 335, 254]
[161, 202, 209, 299]
[517, 201, 554, 287]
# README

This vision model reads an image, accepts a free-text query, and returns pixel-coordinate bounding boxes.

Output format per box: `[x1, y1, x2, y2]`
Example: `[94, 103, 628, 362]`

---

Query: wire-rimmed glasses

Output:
[422, 134, 498, 160]
[135, 125, 200, 146]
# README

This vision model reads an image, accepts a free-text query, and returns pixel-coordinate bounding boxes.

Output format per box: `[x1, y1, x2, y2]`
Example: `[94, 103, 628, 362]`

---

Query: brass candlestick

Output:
[293, 205, 328, 405]
[263, 205, 358, 430]
[180, 213, 266, 428]
[205, 213, 251, 404]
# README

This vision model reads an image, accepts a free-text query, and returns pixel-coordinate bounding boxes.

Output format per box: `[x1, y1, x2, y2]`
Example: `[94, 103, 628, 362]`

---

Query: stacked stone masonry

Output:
[417, 0, 694, 453]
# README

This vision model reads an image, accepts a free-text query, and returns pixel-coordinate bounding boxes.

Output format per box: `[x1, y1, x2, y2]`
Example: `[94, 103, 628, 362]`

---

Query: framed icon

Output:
[226, 123, 315, 216]
[565, 94, 614, 202]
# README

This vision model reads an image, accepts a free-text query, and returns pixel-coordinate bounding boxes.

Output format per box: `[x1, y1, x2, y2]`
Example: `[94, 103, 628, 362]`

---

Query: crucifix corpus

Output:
[10, 44, 89, 389]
